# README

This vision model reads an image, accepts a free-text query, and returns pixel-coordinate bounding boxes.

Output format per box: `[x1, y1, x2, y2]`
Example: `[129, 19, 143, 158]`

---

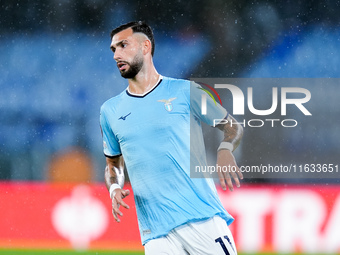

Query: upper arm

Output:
[189, 81, 228, 126]
[100, 106, 122, 157]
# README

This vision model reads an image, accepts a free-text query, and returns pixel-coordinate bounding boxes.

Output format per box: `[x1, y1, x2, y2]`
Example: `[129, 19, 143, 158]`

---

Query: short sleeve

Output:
[190, 81, 228, 126]
[100, 106, 122, 157]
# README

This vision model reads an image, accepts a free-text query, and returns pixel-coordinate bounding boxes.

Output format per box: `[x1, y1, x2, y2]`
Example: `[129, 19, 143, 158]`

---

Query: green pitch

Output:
[0, 250, 335, 255]
[0, 250, 143, 255]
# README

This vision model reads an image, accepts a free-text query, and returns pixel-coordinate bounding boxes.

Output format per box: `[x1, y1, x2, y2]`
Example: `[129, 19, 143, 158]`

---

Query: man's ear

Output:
[143, 39, 152, 55]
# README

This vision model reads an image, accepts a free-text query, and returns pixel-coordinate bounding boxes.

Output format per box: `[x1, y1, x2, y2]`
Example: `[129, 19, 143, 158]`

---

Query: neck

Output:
[127, 61, 160, 95]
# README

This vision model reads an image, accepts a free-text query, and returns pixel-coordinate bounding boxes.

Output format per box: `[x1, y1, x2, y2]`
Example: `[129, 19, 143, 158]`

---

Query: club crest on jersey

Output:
[157, 97, 177, 112]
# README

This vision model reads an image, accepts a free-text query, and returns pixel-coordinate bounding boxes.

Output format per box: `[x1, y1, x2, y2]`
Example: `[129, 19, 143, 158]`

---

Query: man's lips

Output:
[117, 62, 128, 71]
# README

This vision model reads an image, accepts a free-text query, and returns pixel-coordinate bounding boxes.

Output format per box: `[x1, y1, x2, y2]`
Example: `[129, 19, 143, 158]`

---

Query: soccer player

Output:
[100, 21, 243, 255]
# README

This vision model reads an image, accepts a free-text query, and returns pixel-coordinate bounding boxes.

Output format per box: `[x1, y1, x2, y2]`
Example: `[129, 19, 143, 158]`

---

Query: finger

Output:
[237, 169, 244, 179]
[229, 167, 241, 188]
[231, 164, 242, 179]
[217, 170, 227, 191]
[233, 176, 240, 188]
[119, 199, 130, 209]
[116, 190, 130, 209]
[113, 204, 124, 217]
[112, 201, 121, 222]
[225, 173, 234, 192]
[121, 189, 130, 198]
[112, 210, 120, 222]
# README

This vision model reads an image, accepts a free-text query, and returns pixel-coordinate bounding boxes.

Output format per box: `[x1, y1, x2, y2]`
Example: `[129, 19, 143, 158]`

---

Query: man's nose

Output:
[114, 49, 121, 61]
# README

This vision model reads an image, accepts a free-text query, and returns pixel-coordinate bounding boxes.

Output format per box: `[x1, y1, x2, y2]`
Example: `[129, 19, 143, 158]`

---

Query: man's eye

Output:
[122, 43, 127, 48]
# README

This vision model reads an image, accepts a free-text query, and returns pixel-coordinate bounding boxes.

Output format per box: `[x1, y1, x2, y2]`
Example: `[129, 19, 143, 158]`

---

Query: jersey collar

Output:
[126, 75, 163, 98]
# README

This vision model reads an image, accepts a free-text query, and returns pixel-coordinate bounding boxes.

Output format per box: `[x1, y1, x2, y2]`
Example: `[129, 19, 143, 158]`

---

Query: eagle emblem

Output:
[157, 97, 177, 112]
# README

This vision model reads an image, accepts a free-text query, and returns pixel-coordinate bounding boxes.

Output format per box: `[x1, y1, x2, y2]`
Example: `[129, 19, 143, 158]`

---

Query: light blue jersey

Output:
[100, 76, 233, 245]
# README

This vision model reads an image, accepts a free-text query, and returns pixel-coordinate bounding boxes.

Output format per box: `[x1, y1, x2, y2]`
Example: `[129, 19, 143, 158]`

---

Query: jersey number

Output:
[215, 235, 234, 255]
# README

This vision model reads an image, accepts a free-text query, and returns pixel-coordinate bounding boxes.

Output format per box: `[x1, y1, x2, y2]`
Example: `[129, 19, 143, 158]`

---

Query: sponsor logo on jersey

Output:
[118, 112, 131, 120]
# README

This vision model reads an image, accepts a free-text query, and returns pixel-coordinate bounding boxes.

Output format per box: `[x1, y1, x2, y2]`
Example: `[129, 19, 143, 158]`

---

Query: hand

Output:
[216, 149, 243, 191]
[112, 188, 130, 222]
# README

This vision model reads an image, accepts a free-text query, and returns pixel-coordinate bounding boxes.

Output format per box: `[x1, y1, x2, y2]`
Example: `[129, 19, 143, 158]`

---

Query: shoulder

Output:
[164, 76, 202, 89]
[163, 76, 190, 86]
[163, 76, 203, 95]
[161, 76, 192, 95]
[100, 90, 126, 115]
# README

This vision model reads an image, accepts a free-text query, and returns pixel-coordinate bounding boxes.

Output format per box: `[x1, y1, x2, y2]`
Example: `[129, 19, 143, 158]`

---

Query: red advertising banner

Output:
[0, 182, 339, 253]
[0, 182, 142, 251]
[220, 184, 340, 254]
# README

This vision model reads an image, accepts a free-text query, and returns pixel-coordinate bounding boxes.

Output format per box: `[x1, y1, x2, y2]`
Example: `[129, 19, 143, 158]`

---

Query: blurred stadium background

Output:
[0, 0, 340, 254]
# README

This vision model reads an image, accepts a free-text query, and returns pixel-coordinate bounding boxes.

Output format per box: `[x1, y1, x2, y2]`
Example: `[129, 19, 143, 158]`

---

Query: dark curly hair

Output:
[110, 21, 155, 56]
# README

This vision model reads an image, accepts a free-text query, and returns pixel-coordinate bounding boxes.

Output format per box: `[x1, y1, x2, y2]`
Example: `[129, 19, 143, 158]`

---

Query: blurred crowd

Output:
[2, 0, 340, 76]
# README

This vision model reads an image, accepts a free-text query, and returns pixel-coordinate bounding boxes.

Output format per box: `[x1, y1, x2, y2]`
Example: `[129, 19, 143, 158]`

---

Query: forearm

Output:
[215, 114, 244, 191]
[104, 155, 130, 222]
[105, 156, 125, 190]
[216, 114, 243, 151]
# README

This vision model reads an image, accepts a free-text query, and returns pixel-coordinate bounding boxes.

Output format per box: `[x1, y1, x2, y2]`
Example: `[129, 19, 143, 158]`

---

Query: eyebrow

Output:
[110, 39, 128, 52]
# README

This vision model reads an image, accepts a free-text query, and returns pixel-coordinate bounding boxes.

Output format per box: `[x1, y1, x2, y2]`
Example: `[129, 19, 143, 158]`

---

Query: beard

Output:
[119, 52, 144, 79]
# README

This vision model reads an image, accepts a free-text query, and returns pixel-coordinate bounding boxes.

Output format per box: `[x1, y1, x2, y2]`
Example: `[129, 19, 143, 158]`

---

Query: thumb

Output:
[121, 189, 130, 197]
